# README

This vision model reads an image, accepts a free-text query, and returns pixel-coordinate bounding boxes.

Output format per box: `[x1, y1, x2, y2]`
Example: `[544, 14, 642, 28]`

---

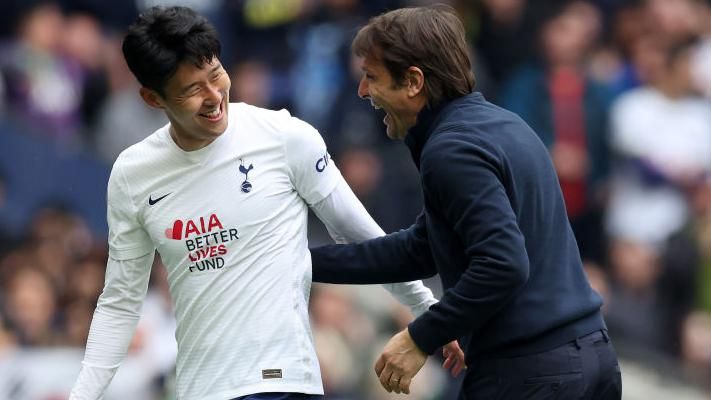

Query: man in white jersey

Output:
[69, 6, 464, 400]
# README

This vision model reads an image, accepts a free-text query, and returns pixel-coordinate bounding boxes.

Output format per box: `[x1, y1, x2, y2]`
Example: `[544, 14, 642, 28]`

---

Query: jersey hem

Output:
[190, 382, 324, 400]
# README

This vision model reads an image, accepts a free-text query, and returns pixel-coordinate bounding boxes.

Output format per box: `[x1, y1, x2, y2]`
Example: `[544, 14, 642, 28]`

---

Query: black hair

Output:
[122, 6, 221, 95]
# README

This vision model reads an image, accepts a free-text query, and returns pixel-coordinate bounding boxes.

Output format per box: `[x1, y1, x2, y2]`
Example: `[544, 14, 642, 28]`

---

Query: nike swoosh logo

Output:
[148, 193, 171, 206]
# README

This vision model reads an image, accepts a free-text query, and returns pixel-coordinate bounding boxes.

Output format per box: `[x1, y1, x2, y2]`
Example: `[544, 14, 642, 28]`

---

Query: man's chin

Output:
[385, 126, 405, 141]
[199, 118, 228, 137]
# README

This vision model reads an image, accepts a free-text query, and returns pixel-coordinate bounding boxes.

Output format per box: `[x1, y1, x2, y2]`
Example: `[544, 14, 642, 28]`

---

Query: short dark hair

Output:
[352, 4, 475, 107]
[122, 6, 221, 95]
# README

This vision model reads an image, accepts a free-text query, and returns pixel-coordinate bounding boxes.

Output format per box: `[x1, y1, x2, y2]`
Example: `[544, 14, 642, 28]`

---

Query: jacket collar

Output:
[404, 92, 480, 169]
[404, 101, 445, 169]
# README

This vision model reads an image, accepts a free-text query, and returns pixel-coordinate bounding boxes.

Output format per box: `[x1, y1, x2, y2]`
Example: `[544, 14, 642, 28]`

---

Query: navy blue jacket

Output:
[311, 92, 604, 361]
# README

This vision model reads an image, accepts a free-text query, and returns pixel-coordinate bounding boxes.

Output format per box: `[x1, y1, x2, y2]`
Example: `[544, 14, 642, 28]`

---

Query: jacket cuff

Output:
[407, 316, 443, 355]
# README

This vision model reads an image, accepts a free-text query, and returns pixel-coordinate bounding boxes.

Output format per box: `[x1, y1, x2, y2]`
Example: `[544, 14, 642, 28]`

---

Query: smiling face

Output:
[141, 58, 231, 151]
[357, 53, 426, 141]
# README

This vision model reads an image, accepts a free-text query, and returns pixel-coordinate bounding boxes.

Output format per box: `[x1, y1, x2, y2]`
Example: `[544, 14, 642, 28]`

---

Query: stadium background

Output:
[0, 0, 711, 398]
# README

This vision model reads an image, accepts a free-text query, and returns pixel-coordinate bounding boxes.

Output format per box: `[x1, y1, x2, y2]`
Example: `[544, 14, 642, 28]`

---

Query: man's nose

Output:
[205, 84, 222, 104]
[357, 77, 369, 99]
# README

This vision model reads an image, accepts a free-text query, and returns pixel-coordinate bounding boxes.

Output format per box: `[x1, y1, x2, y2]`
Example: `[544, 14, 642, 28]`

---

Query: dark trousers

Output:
[232, 393, 323, 400]
[460, 330, 622, 399]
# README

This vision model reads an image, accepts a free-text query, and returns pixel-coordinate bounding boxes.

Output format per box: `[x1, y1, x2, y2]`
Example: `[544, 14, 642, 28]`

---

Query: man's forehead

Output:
[359, 53, 384, 71]
[165, 58, 221, 89]
[176, 58, 220, 75]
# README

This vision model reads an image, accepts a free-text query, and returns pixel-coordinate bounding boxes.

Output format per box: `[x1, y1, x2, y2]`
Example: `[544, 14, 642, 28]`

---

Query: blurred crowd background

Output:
[1, 0, 711, 399]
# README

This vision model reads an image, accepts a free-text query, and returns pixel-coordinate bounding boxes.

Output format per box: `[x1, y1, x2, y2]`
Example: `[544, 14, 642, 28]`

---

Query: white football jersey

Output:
[108, 103, 340, 399]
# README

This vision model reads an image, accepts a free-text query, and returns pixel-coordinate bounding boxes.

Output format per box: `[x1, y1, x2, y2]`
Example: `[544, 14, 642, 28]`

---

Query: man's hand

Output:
[374, 328, 427, 394]
[442, 340, 466, 377]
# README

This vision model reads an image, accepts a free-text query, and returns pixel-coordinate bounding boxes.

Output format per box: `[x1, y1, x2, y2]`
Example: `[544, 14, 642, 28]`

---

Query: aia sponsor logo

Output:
[165, 214, 224, 240]
[165, 213, 239, 273]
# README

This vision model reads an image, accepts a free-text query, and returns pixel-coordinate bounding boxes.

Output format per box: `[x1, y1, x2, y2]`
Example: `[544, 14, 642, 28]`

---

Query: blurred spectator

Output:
[229, 60, 272, 108]
[60, 0, 138, 32]
[499, 0, 612, 265]
[645, 0, 708, 45]
[604, 38, 711, 359]
[680, 311, 711, 382]
[62, 299, 94, 347]
[65, 257, 105, 307]
[223, 0, 307, 80]
[471, 0, 537, 93]
[338, 148, 382, 202]
[59, 11, 111, 144]
[310, 285, 372, 398]
[3, 267, 59, 346]
[0, 2, 85, 141]
[30, 206, 94, 289]
[288, 0, 364, 131]
[604, 239, 667, 351]
[606, 38, 711, 247]
[587, 1, 654, 95]
[93, 36, 166, 163]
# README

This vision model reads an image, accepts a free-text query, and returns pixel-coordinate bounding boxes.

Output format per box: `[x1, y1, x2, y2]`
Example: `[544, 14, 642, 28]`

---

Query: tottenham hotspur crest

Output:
[238, 159, 254, 193]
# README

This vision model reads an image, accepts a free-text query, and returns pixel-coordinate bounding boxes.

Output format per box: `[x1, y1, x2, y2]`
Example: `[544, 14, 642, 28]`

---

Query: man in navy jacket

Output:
[310, 5, 621, 399]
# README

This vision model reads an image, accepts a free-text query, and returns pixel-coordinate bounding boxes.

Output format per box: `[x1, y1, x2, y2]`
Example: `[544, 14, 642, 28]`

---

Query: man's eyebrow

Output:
[180, 64, 223, 94]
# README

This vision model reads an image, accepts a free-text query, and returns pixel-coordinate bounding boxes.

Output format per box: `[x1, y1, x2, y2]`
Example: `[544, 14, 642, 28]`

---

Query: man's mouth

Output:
[370, 99, 382, 110]
[199, 102, 224, 121]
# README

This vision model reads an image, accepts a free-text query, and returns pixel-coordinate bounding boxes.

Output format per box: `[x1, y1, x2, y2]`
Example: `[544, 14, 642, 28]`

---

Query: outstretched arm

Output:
[311, 179, 464, 377]
[311, 179, 437, 315]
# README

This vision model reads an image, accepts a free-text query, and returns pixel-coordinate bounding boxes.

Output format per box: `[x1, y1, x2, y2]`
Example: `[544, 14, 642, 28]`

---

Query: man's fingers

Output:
[442, 340, 466, 376]
[451, 360, 465, 377]
[378, 363, 394, 392]
[391, 376, 402, 394]
[400, 376, 412, 395]
[443, 356, 454, 370]
[374, 355, 385, 376]
[442, 350, 466, 377]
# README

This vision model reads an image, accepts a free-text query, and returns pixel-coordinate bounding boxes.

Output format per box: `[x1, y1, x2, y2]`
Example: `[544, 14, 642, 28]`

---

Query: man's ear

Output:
[405, 66, 425, 98]
[139, 87, 165, 109]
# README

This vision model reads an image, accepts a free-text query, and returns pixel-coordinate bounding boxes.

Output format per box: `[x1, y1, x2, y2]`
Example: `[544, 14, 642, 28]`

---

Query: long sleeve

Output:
[310, 179, 437, 316]
[71, 158, 156, 399]
[70, 252, 155, 399]
[407, 134, 530, 355]
[310, 198, 437, 286]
